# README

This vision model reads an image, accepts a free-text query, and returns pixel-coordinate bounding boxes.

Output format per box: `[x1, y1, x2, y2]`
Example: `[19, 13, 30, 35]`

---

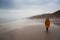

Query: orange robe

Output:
[45, 18, 50, 28]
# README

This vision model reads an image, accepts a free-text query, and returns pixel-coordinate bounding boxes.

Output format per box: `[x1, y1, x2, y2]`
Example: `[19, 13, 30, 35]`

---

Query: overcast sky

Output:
[0, 0, 60, 18]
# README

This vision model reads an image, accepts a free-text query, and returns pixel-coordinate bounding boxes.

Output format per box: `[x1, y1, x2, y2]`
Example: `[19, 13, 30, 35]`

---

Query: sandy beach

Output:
[0, 19, 60, 40]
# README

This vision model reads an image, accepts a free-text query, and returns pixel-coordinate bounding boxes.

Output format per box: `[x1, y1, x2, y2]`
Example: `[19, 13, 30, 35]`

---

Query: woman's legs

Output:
[46, 28, 48, 32]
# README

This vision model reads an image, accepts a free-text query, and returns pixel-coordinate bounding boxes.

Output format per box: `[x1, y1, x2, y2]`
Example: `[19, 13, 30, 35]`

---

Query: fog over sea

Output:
[0, 12, 25, 23]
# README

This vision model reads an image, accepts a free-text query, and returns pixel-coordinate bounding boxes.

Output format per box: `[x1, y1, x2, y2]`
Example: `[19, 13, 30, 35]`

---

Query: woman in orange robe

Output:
[45, 18, 50, 31]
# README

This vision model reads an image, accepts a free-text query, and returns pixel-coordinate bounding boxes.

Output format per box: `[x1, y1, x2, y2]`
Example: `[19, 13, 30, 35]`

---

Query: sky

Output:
[0, 0, 60, 18]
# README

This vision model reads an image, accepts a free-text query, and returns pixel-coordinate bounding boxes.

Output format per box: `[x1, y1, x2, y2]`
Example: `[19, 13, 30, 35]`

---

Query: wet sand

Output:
[0, 19, 60, 40]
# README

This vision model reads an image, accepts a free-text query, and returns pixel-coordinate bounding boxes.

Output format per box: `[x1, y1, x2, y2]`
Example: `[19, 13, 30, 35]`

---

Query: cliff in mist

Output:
[29, 10, 60, 19]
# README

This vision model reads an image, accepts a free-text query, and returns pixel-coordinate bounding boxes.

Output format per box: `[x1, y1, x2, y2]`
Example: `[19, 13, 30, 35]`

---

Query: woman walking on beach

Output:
[45, 18, 50, 32]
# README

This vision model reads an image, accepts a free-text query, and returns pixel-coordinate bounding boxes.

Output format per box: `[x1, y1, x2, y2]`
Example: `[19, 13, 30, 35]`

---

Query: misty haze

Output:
[0, 0, 60, 40]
